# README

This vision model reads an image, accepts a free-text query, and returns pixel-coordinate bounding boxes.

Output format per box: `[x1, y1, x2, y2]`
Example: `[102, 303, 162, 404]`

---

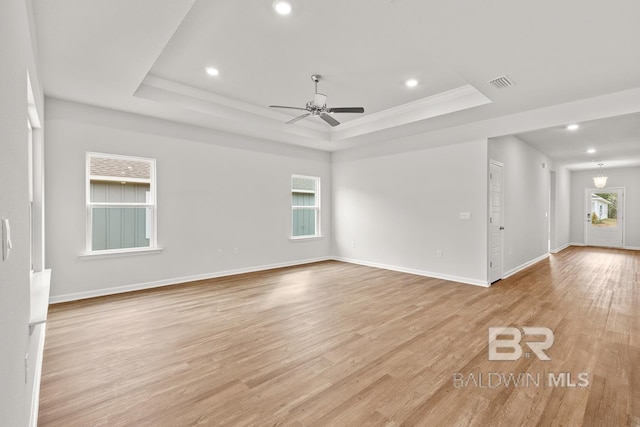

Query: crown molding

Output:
[138, 75, 329, 133]
[135, 76, 492, 145]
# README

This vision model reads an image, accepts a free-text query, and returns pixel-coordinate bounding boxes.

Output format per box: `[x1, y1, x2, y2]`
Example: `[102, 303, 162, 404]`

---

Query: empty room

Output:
[2, 0, 639, 426]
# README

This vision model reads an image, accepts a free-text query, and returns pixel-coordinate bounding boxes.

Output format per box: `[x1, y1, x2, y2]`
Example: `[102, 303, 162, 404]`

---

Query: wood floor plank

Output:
[39, 247, 640, 426]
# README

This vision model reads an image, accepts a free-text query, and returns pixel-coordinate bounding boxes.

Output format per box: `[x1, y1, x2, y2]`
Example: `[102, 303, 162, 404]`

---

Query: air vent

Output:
[488, 75, 515, 89]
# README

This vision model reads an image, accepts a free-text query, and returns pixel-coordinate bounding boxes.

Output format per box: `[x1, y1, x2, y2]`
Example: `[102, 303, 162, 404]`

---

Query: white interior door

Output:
[489, 161, 504, 283]
[585, 188, 624, 248]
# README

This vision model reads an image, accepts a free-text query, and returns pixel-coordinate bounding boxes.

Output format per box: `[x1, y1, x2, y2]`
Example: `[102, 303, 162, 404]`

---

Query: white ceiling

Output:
[516, 113, 640, 170]
[34, 0, 640, 159]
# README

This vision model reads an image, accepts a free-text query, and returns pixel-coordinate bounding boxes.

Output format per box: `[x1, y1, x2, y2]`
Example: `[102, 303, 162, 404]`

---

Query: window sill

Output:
[290, 236, 324, 242]
[80, 247, 163, 260]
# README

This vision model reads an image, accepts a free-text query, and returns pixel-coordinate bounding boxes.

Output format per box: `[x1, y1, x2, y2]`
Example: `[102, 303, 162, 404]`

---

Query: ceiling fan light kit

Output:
[269, 74, 365, 127]
[314, 93, 327, 108]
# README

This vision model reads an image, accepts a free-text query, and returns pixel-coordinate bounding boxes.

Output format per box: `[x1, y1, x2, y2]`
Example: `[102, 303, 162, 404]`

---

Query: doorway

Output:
[585, 188, 624, 248]
[488, 160, 504, 283]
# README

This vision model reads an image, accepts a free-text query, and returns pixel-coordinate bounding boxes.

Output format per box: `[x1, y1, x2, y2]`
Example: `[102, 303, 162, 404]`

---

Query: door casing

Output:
[584, 187, 625, 248]
[488, 160, 504, 284]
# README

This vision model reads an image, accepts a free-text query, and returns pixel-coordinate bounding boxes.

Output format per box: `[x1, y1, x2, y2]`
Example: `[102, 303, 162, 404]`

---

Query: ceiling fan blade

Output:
[270, 105, 308, 111]
[286, 113, 311, 124]
[320, 113, 340, 127]
[328, 107, 365, 114]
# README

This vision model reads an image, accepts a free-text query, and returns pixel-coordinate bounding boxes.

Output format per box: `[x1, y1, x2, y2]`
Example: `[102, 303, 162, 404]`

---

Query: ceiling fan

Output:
[269, 74, 365, 127]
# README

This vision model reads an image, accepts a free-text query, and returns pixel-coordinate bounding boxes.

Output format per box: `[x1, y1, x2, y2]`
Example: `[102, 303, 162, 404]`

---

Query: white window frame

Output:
[82, 152, 160, 258]
[291, 174, 321, 240]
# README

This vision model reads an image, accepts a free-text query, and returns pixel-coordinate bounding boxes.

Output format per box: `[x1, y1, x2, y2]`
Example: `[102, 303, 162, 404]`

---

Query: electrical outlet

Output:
[217, 249, 223, 257]
[351, 240, 356, 248]
[436, 250, 443, 258]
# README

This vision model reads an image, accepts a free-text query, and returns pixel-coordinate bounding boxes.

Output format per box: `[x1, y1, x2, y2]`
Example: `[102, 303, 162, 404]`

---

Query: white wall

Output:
[0, 0, 45, 424]
[332, 139, 488, 286]
[570, 167, 640, 248]
[489, 135, 552, 276]
[45, 99, 332, 301]
[552, 165, 572, 252]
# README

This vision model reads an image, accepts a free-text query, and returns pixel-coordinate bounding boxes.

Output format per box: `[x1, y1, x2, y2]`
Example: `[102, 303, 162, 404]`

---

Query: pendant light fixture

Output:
[593, 163, 608, 189]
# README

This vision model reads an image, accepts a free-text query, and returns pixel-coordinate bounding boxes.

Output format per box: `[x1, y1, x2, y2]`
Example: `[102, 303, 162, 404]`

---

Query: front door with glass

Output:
[585, 188, 624, 248]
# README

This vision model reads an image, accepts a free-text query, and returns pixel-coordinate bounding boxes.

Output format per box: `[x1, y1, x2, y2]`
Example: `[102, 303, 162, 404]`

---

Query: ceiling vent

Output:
[487, 75, 515, 89]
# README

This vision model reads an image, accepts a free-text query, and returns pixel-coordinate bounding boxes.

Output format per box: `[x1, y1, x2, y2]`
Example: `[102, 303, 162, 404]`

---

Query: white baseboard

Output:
[50, 255, 490, 304]
[503, 253, 549, 279]
[550, 243, 572, 254]
[569, 242, 639, 251]
[333, 256, 490, 288]
[49, 257, 332, 303]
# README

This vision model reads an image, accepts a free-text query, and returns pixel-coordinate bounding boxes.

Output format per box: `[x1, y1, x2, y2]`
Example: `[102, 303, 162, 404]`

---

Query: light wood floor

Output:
[39, 247, 639, 426]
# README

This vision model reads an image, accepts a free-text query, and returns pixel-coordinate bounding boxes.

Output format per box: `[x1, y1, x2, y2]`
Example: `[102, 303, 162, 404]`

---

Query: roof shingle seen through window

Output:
[90, 157, 151, 180]
[292, 177, 316, 192]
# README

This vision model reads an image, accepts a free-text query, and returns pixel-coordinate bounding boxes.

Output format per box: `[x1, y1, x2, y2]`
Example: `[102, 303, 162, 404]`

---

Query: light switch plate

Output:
[459, 212, 472, 221]
[2, 218, 12, 261]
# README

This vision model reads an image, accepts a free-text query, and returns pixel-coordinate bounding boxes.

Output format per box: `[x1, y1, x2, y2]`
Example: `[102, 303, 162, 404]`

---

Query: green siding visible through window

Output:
[292, 192, 316, 236]
[291, 175, 320, 238]
[292, 192, 315, 206]
[90, 181, 150, 250]
[90, 181, 149, 203]
[292, 208, 316, 236]
[91, 207, 149, 250]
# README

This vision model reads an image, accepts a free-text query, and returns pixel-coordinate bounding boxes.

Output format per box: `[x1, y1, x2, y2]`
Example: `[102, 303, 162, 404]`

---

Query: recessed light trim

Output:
[205, 67, 220, 76]
[273, 1, 292, 15]
[405, 79, 418, 88]
[566, 124, 579, 131]
[587, 148, 596, 154]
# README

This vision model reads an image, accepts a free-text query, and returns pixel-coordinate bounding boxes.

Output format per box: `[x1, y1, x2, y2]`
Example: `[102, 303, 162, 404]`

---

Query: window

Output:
[291, 175, 320, 238]
[86, 153, 157, 254]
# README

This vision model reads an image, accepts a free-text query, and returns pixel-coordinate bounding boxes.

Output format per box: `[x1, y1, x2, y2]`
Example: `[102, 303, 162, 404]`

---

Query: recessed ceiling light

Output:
[405, 79, 418, 88]
[566, 124, 579, 131]
[205, 67, 219, 77]
[273, 1, 292, 15]
[587, 148, 596, 154]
